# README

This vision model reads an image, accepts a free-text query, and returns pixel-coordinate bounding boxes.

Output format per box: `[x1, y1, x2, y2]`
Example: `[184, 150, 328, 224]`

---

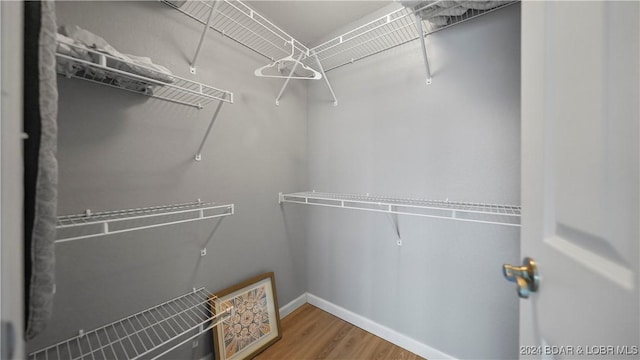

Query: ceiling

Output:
[245, 1, 393, 46]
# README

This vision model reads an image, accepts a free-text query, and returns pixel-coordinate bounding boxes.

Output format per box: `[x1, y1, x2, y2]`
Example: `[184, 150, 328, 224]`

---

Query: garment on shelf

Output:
[462, 1, 506, 10]
[57, 24, 176, 84]
[55, 40, 155, 95]
[399, 0, 507, 28]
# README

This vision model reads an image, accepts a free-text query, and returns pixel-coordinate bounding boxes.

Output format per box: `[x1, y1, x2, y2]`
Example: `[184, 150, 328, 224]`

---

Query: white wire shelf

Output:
[308, 1, 518, 72]
[56, 201, 234, 243]
[28, 288, 233, 360]
[279, 191, 521, 227]
[163, 0, 313, 67]
[56, 41, 233, 109]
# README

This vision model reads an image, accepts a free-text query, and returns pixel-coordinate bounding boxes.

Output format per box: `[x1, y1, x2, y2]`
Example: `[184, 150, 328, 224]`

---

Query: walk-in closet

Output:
[2, 1, 638, 360]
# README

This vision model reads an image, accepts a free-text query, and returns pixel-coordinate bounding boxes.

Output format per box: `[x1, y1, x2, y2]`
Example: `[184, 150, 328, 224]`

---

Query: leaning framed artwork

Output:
[211, 272, 282, 360]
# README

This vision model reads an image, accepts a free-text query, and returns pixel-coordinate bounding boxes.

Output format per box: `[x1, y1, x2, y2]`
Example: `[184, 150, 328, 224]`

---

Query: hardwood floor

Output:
[253, 304, 425, 360]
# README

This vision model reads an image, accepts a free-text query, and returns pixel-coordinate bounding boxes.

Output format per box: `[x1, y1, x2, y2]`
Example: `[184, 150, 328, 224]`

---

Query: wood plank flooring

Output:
[253, 304, 425, 360]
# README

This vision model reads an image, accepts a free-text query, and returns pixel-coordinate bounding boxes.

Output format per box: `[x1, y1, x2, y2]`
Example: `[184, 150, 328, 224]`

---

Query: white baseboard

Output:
[208, 291, 456, 360]
[279, 292, 308, 318]
[306, 293, 457, 360]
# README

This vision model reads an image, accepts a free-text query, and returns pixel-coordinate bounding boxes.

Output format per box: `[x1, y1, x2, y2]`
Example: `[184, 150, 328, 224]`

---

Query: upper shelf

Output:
[163, 0, 517, 74]
[56, 41, 234, 109]
[28, 288, 232, 360]
[162, 0, 312, 65]
[56, 201, 234, 243]
[279, 191, 521, 227]
[309, 1, 518, 72]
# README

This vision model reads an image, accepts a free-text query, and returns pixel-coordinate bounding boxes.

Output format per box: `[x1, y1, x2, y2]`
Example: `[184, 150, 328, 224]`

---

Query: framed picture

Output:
[211, 272, 282, 360]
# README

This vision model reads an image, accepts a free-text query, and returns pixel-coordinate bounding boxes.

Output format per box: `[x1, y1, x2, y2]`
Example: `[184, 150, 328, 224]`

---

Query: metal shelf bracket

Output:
[312, 51, 338, 106]
[195, 100, 225, 161]
[414, 13, 433, 85]
[275, 52, 304, 106]
[190, 0, 222, 74]
[384, 211, 402, 246]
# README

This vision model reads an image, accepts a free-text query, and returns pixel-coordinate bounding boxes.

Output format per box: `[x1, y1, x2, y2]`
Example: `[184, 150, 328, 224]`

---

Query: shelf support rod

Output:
[190, 0, 221, 74]
[195, 100, 225, 161]
[414, 13, 432, 85]
[384, 210, 402, 246]
[275, 52, 303, 106]
[312, 51, 338, 106]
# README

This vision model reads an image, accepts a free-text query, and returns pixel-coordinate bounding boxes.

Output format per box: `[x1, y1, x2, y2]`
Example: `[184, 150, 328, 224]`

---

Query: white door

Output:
[518, 1, 639, 358]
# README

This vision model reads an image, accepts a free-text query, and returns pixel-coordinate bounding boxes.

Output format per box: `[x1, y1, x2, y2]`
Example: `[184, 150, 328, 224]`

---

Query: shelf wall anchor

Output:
[195, 100, 225, 161]
[414, 13, 432, 85]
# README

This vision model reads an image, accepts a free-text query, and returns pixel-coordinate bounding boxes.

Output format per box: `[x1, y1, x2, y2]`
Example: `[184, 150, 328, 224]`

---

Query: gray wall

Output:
[1, 2, 25, 359]
[305, 4, 521, 359]
[26, 2, 308, 358]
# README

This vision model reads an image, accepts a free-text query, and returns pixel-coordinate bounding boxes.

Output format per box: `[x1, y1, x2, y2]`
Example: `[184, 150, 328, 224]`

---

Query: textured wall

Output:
[305, 4, 521, 359]
[27, 2, 308, 358]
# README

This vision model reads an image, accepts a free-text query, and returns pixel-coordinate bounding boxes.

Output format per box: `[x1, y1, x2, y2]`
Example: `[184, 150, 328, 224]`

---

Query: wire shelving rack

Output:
[279, 191, 521, 227]
[308, 1, 518, 73]
[55, 201, 234, 243]
[162, 0, 340, 105]
[162, 0, 312, 67]
[56, 42, 233, 109]
[163, 0, 516, 76]
[28, 288, 233, 360]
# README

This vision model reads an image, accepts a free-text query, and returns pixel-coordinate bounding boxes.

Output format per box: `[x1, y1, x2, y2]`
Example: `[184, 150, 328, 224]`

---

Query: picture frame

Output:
[211, 272, 282, 360]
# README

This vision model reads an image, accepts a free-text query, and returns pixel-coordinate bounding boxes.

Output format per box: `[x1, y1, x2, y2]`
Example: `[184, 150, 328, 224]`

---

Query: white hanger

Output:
[254, 42, 322, 80]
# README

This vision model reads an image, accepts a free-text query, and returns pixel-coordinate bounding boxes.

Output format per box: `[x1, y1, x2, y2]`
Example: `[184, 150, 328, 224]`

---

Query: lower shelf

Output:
[279, 191, 521, 227]
[29, 288, 231, 360]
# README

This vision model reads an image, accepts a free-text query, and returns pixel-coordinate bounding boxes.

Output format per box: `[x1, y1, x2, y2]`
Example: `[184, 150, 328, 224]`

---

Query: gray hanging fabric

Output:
[23, 0, 58, 340]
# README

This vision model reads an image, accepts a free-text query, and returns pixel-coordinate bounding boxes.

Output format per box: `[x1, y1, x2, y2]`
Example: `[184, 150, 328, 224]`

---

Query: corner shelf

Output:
[56, 42, 233, 109]
[162, 0, 339, 106]
[28, 288, 232, 360]
[56, 201, 234, 243]
[279, 191, 520, 227]
[164, 0, 517, 104]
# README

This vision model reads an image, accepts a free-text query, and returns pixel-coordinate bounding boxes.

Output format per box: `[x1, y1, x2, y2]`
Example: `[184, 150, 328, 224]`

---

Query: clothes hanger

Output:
[254, 42, 322, 80]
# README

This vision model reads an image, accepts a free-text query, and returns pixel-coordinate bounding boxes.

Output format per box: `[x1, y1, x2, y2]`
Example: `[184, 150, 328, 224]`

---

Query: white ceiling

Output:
[245, 1, 393, 46]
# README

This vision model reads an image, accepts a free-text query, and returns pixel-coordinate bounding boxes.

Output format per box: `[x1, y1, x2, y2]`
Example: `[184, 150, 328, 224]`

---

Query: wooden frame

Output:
[211, 272, 282, 360]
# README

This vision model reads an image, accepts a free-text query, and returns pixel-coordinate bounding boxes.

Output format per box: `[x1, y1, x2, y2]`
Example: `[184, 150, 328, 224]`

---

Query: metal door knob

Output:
[503, 257, 539, 298]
